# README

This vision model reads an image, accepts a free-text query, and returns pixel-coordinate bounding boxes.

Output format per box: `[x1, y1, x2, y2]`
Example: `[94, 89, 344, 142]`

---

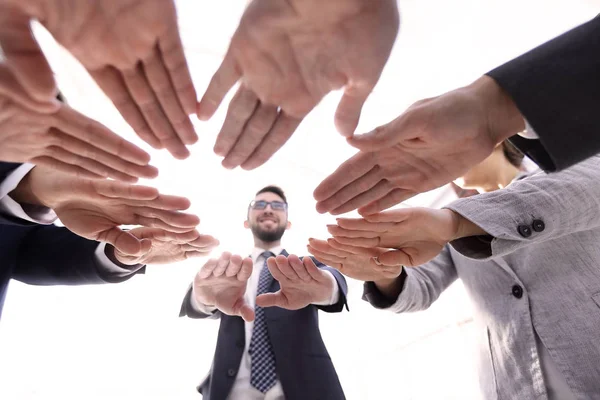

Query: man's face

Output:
[246, 192, 289, 242]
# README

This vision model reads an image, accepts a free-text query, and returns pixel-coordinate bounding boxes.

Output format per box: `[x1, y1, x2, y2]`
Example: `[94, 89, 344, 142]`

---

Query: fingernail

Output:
[372, 257, 383, 266]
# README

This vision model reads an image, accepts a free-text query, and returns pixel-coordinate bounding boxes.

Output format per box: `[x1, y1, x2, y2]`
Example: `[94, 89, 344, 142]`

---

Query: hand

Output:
[198, 0, 399, 169]
[328, 209, 458, 267]
[314, 76, 525, 214]
[0, 0, 197, 159]
[193, 252, 255, 322]
[11, 166, 200, 254]
[326, 208, 485, 267]
[255, 255, 333, 310]
[113, 228, 219, 265]
[0, 66, 156, 182]
[307, 238, 401, 282]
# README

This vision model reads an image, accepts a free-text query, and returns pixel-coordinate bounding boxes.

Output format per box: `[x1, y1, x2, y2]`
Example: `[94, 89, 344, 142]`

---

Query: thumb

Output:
[0, 65, 60, 113]
[0, 7, 58, 106]
[103, 227, 143, 255]
[375, 249, 411, 267]
[346, 122, 399, 152]
[238, 303, 255, 323]
[334, 84, 370, 137]
[256, 292, 284, 309]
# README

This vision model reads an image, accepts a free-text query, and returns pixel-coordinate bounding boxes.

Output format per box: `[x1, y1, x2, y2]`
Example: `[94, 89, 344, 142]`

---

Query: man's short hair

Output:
[256, 185, 287, 203]
[502, 141, 525, 168]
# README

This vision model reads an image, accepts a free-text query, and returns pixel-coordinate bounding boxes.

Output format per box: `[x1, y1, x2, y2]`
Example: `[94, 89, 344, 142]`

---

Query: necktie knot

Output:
[261, 251, 275, 260]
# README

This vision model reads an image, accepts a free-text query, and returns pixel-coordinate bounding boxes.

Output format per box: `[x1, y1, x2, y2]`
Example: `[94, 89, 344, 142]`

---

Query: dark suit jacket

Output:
[180, 250, 349, 400]
[487, 14, 600, 172]
[0, 162, 41, 226]
[0, 162, 141, 318]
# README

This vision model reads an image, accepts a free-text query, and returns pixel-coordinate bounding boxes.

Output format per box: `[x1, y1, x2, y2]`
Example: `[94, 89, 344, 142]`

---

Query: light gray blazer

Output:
[372, 155, 600, 399]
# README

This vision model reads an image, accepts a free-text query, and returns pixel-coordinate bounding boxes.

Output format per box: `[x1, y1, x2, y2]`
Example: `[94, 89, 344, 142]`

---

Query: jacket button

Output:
[512, 285, 523, 299]
[227, 368, 237, 377]
[532, 219, 545, 232]
[517, 225, 532, 238]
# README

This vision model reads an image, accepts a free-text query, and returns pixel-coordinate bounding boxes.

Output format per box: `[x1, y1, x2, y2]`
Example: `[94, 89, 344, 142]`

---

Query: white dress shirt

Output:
[518, 118, 540, 139]
[0, 163, 133, 274]
[192, 246, 340, 400]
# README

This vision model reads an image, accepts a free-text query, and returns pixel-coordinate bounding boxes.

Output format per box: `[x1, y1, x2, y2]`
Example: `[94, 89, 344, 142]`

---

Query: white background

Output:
[0, 1, 597, 399]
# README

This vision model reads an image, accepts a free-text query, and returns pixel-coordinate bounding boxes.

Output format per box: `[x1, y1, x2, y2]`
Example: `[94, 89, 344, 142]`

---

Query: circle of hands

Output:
[0, 1, 501, 310]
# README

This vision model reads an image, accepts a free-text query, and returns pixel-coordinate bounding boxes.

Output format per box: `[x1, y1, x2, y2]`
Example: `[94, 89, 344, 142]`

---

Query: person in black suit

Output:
[0, 161, 218, 319]
[180, 185, 348, 400]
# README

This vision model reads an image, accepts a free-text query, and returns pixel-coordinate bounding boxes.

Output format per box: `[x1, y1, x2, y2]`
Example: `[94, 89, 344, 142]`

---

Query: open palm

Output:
[193, 253, 255, 322]
[307, 238, 401, 281]
[256, 255, 332, 310]
[0, 0, 197, 158]
[198, 0, 399, 169]
[114, 228, 219, 265]
[20, 166, 199, 254]
[327, 208, 459, 267]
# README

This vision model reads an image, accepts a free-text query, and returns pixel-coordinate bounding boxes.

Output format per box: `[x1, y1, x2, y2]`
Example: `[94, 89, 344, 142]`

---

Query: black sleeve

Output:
[487, 15, 600, 171]
[4, 224, 141, 286]
[178, 285, 220, 319]
[362, 268, 408, 309]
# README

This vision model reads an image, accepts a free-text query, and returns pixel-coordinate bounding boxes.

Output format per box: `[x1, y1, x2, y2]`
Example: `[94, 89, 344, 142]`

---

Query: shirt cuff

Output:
[0, 163, 57, 224]
[518, 118, 539, 139]
[312, 270, 340, 306]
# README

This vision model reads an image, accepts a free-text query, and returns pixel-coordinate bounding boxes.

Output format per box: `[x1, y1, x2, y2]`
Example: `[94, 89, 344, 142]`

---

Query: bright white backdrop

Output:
[0, 1, 597, 399]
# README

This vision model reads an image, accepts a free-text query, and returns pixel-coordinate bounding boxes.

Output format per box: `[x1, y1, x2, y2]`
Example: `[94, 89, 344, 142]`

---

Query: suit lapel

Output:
[491, 257, 519, 280]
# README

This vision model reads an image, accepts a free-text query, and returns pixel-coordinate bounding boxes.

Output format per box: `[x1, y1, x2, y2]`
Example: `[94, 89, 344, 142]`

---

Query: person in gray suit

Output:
[308, 143, 600, 399]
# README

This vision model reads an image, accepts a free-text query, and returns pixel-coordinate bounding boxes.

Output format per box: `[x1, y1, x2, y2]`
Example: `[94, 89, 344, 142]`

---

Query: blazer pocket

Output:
[592, 291, 600, 308]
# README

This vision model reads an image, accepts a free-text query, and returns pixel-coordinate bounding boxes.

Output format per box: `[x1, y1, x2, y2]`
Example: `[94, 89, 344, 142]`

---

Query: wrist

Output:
[9, 168, 45, 207]
[374, 276, 400, 291]
[448, 209, 487, 240]
[373, 269, 406, 302]
[471, 75, 525, 145]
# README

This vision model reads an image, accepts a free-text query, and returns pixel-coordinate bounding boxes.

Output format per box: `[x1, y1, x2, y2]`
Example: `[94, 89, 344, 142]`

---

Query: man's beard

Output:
[251, 224, 286, 242]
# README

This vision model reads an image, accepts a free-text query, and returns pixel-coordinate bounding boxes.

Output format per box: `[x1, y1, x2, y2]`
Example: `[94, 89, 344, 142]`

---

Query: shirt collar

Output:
[251, 245, 284, 264]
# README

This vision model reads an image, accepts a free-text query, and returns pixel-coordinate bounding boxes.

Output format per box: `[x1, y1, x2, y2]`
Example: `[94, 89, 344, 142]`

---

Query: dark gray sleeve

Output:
[179, 285, 221, 319]
[487, 15, 600, 171]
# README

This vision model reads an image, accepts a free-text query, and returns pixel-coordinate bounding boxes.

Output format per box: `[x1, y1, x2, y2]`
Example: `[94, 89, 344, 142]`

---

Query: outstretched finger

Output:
[240, 111, 302, 170]
[0, 9, 57, 103]
[314, 151, 376, 210]
[197, 52, 241, 121]
[198, 258, 218, 279]
[334, 83, 371, 137]
[237, 257, 253, 282]
[358, 188, 415, 215]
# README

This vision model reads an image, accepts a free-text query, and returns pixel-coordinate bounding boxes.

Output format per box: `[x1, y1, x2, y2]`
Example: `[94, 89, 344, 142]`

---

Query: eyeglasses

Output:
[249, 200, 288, 211]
